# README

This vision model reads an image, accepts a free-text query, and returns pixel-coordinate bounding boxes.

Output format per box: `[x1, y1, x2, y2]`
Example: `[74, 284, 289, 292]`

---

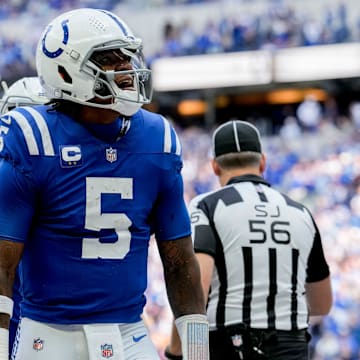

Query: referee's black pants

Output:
[209, 328, 310, 360]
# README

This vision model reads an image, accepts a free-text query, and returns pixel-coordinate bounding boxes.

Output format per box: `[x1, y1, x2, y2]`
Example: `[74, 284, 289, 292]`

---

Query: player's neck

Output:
[219, 167, 262, 187]
[79, 106, 121, 124]
[54, 100, 123, 124]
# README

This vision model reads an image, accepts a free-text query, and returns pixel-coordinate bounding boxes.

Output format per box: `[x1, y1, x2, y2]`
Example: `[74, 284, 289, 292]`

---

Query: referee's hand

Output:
[164, 345, 183, 360]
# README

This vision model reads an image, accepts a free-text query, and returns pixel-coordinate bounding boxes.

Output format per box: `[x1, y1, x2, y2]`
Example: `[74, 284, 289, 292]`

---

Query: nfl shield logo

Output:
[106, 147, 117, 163]
[101, 344, 114, 358]
[231, 334, 243, 347]
[33, 338, 44, 351]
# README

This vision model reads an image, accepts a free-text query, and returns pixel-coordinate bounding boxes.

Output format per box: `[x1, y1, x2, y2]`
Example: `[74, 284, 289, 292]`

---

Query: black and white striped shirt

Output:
[189, 174, 330, 331]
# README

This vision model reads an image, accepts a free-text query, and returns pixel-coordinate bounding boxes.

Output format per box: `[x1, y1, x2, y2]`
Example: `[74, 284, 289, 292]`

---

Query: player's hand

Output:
[164, 346, 183, 360]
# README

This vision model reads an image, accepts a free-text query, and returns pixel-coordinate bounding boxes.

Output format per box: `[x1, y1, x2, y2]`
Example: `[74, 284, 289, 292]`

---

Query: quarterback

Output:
[0, 8, 208, 360]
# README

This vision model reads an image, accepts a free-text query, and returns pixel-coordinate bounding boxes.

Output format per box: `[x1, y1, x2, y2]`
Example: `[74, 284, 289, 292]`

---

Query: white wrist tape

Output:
[0, 295, 13, 318]
[175, 314, 209, 360]
[0, 328, 9, 359]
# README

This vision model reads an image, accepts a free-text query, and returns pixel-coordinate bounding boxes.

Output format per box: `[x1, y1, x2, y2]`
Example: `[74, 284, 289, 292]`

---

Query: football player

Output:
[0, 8, 208, 360]
[0, 76, 48, 356]
[0, 77, 48, 114]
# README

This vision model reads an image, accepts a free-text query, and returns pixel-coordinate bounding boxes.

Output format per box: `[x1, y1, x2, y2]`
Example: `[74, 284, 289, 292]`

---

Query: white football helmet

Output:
[0, 77, 48, 115]
[36, 8, 152, 116]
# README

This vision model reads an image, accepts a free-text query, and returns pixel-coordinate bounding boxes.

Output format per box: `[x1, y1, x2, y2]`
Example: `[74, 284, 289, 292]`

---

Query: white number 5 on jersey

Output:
[82, 177, 132, 259]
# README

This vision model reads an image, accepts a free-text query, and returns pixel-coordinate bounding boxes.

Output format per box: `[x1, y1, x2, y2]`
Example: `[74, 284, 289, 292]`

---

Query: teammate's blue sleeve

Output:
[0, 110, 38, 242]
[0, 158, 35, 242]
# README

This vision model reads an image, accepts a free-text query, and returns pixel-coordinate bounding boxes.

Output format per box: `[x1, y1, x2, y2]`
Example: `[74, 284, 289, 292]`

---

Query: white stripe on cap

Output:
[232, 121, 241, 152]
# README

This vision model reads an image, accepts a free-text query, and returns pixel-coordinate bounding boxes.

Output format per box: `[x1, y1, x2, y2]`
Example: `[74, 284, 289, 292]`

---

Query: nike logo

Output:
[132, 334, 147, 343]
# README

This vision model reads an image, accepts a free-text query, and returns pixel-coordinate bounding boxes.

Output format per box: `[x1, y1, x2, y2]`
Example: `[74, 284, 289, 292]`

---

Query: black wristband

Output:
[164, 347, 183, 360]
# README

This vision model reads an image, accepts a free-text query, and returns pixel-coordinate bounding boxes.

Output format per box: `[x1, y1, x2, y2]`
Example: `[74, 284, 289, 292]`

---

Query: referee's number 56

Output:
[249, 220, 291, 244]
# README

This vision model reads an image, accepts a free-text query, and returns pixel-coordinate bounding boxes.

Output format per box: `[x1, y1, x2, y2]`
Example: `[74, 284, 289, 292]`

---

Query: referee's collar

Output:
[226, 174, 271, 187]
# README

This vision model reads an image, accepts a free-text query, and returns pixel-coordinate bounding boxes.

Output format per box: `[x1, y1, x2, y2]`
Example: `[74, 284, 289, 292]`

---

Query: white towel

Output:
[83, 324, 124, 360]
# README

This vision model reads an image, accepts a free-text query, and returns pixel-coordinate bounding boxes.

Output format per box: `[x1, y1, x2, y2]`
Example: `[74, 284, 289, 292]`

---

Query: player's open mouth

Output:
[117, 78, 134, 90]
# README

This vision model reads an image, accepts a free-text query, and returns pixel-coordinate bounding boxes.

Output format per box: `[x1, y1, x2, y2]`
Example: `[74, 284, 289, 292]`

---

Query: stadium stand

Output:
[1, 0, 360, 84]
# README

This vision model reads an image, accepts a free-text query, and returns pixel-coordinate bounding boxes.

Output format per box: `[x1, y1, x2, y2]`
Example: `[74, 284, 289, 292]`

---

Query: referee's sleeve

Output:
[189, 197, 217, 258]
[306, 227, 330, 282]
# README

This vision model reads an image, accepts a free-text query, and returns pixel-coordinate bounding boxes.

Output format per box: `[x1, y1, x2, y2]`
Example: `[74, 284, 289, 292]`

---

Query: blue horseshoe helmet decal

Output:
[42, 19, 69, 58]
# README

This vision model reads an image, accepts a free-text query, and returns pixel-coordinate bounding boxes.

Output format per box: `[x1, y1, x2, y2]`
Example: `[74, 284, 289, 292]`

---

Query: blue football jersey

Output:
[0, 106, 191, 324]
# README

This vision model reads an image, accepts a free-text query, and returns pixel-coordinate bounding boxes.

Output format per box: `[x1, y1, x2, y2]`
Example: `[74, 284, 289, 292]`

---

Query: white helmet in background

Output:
[36, 8, 153, 116]
[0, 77, 48, 115]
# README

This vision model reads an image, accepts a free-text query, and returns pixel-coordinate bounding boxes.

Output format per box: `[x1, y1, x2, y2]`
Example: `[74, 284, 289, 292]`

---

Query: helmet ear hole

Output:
[94, 77, 112, 97]
[58, 66, 72, 84]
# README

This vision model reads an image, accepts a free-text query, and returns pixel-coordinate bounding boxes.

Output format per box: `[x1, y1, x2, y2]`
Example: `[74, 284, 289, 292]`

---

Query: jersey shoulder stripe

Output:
[160, 115, 181, 155]
[5, 109, 39, 156]
[136, 109, 181, 156]
[6, 106, 55, 157]
[22, 107, 55, 156]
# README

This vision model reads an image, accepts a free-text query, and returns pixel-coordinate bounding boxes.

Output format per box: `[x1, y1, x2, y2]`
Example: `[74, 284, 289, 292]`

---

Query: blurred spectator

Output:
[178, 19, 198, 55]
[349, 101, 360, 132]
[296, 94, 323, 132]
[162, 22, 183, 56]
[279, 114, 302, 139]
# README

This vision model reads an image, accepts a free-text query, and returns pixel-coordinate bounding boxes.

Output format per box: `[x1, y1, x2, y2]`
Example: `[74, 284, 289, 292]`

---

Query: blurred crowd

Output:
[148, 1, 359, 63]
[0, 0, 214, 15]
[145, 108, 360, 360]
[1, 0, 360, 83]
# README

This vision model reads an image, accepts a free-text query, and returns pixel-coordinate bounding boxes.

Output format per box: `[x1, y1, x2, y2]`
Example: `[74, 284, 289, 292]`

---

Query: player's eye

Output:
[91, 50, 131, 68]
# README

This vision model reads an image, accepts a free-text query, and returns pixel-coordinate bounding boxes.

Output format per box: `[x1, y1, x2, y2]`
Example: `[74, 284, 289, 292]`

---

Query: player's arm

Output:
[157, 235, 205, 317]
[0, 240, 23, 357]
[305, 276, 332, 316]
[165, 251, 214, 359]
[305, 218, 332, 316]
[157, 236, 208, 360]
[196, 252, 214, 301]
[0, 143, 36, 358]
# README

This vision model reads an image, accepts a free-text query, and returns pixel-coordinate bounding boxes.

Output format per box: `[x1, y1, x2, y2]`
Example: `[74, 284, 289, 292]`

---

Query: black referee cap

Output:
[213, 120, 262, 157]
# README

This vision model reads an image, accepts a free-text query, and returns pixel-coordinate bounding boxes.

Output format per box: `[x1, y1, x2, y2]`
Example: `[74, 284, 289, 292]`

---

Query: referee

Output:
[166, 120, 332, 360]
